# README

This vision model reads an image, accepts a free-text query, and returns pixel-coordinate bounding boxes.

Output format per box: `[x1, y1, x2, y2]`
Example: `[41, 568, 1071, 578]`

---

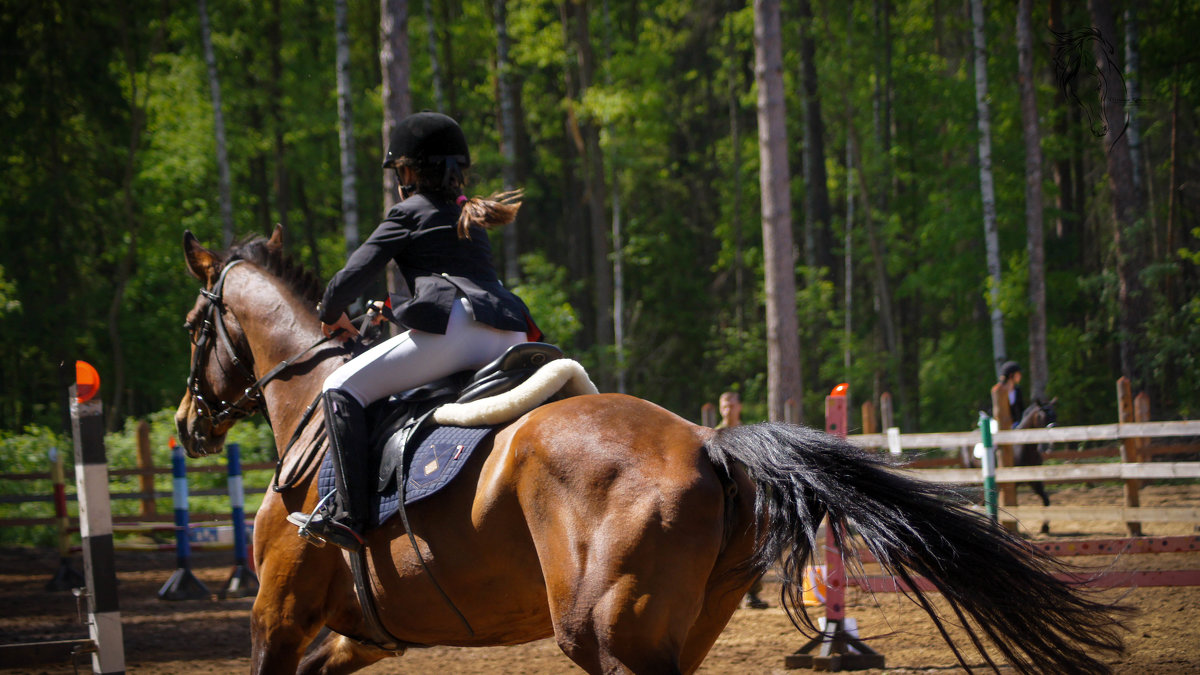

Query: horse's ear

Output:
[267, 223, 284, 252]
[183, 231, 220, 283]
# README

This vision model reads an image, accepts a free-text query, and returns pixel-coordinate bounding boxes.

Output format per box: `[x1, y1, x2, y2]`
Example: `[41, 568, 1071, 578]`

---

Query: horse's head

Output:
[1017, 397, 1059, 430]
[174, 228, 284, 458]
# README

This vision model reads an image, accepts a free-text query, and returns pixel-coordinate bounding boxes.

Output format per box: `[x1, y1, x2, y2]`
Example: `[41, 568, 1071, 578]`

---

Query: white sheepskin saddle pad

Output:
[432, 359, 598, 427]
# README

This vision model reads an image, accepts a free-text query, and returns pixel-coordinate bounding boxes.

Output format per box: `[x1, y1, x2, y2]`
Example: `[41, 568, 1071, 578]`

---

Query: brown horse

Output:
[175, 228, 1126, 674]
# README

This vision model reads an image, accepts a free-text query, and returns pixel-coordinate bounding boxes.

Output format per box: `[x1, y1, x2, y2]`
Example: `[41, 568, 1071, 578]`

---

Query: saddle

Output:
[317, 342, 593, 527]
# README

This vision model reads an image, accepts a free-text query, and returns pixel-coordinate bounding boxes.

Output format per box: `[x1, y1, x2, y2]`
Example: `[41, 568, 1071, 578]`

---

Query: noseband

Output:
[185, 259, 340, 455]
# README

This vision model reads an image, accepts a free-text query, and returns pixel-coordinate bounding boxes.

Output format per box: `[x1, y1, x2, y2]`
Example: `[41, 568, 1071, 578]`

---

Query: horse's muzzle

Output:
[175, 393, 227, 458]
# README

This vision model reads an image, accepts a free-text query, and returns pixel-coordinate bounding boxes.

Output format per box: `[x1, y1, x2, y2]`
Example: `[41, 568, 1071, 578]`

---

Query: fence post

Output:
[135, 422, 156, 520]
[989, 383, 1018, 531]
[700, 402, 717, 428]
[1117, 377, 1143, 536]
[860, 401, 877, 435]
[221, 443, 258, 599]
[879, 392, 893, 430]
[157, 438, 210, 601]
[45, 446, 84, 591]
[69, 370, 126, 674]
[784, 398, 800, 425]
[1135, 392, 1151, 456]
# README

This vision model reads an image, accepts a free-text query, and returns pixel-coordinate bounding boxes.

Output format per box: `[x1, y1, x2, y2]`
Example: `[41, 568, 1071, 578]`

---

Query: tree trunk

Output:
[754, 0, 803, 423]
[269, 0, 290, 239]
[1166, 75, 1179, 306]
[423, 0, 445, 111]
[107, 8, 167, 427]
[197, 0, 234, 248]
[970, 0, 1007, 375]
[563, 0, 613, 388]
[335, 0, 360, 258]
[872, 0, 893, 213]
[727, 0, 745, 334]
[1124, 7, 1142, 198]
[557, 2, 592, 352]
[495, 0, 520, 283]
[602, 0, 625, 393]
[1048, 0, 1076, 242]
[1018, 0, 1049, 402]
[797, 0, 832, 273]
[1088, 0, 1147, 387]
[382, 0, 411, 322]
[381, 0, 411, 214]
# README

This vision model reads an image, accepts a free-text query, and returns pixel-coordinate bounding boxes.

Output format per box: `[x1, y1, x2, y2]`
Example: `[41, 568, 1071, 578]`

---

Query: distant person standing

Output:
[716, 391, 742, 429]
[999, 361, 1025, 423]
[715, 391, 767, 609]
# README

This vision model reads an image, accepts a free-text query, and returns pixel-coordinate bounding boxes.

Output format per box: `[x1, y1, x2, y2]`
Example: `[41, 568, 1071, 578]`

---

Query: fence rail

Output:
[849, 420, 1200, 451]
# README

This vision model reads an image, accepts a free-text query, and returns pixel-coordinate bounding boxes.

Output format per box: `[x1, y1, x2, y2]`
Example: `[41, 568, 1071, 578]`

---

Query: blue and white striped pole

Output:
[157, 438, 210, 601]
[69, 376, 125, 674]
[221, 443, 257, 598]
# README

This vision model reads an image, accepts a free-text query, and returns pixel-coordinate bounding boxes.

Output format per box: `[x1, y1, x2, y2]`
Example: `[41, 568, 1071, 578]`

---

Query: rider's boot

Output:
[288, 388, 370, 552]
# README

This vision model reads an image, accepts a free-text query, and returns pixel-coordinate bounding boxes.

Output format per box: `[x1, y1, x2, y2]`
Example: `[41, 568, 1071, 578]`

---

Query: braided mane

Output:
[224, 235, 323, 307]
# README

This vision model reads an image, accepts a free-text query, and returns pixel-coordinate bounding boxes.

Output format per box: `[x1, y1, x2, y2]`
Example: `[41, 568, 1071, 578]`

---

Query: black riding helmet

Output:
[383, 112, 471, 169]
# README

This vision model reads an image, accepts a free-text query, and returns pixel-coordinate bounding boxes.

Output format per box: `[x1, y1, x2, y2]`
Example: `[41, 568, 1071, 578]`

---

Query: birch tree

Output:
[1018, 0, 1048, 401]
[754, 0, 802, 422]
[969, 0, 1007, 375]
[335, 0, 360, 257]
[197, 0, 234, 248]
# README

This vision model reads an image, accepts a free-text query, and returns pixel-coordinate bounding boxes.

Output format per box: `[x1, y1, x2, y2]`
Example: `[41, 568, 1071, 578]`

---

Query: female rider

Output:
[289, 112, 539, 551]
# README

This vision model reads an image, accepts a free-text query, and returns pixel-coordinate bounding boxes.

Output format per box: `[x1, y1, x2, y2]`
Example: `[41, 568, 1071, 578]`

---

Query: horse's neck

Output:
[231, 271, 344, 450]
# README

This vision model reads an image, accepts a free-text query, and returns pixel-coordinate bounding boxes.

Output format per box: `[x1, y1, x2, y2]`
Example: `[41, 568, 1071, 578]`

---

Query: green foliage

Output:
[0, 265, 19, 317]
[511, 252, 583, 352]
[1, 0, 1198, 446]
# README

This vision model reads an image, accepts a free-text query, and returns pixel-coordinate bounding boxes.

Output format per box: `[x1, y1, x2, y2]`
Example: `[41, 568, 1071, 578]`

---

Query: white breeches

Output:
[323, 297, 527, 406]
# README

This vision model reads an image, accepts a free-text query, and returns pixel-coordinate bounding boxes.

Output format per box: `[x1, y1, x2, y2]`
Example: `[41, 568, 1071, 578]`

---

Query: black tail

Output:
[705, 422, 1128, 675]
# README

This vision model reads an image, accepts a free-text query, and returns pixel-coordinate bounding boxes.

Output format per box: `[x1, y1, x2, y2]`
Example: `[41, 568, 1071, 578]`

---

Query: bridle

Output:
[184, 258, 340, 456]
[185, 260, 261, 437]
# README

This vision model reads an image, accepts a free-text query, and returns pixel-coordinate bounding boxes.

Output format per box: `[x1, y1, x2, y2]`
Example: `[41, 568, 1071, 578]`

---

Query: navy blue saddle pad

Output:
[317, 424, 493, 528]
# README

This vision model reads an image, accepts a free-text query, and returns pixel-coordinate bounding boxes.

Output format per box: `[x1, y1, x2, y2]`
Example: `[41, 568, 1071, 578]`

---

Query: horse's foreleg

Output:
[297, 631, 394, 675]
[249, 598, 318, 674]
[248, 531, 342, 674]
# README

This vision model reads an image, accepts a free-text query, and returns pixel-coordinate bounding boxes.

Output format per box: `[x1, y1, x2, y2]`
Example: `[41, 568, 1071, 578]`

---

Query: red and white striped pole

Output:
[785, 384, 884, 670]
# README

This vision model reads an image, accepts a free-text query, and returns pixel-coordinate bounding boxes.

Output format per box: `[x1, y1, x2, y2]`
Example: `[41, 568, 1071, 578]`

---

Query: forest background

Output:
[1, 0, 1198, 449]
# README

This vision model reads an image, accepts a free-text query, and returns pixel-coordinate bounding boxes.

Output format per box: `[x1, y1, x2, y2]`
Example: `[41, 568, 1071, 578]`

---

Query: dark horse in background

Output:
[175, 227, 1126, 674]
[1015, 399, 1058, 534]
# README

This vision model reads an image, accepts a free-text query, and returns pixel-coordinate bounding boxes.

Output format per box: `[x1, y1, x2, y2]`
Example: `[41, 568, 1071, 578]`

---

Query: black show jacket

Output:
[319, 193, 534, 336]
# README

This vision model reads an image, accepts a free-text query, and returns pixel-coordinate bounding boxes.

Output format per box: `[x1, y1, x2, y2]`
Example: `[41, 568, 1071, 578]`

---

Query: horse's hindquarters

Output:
[507, 395, 754, 672]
